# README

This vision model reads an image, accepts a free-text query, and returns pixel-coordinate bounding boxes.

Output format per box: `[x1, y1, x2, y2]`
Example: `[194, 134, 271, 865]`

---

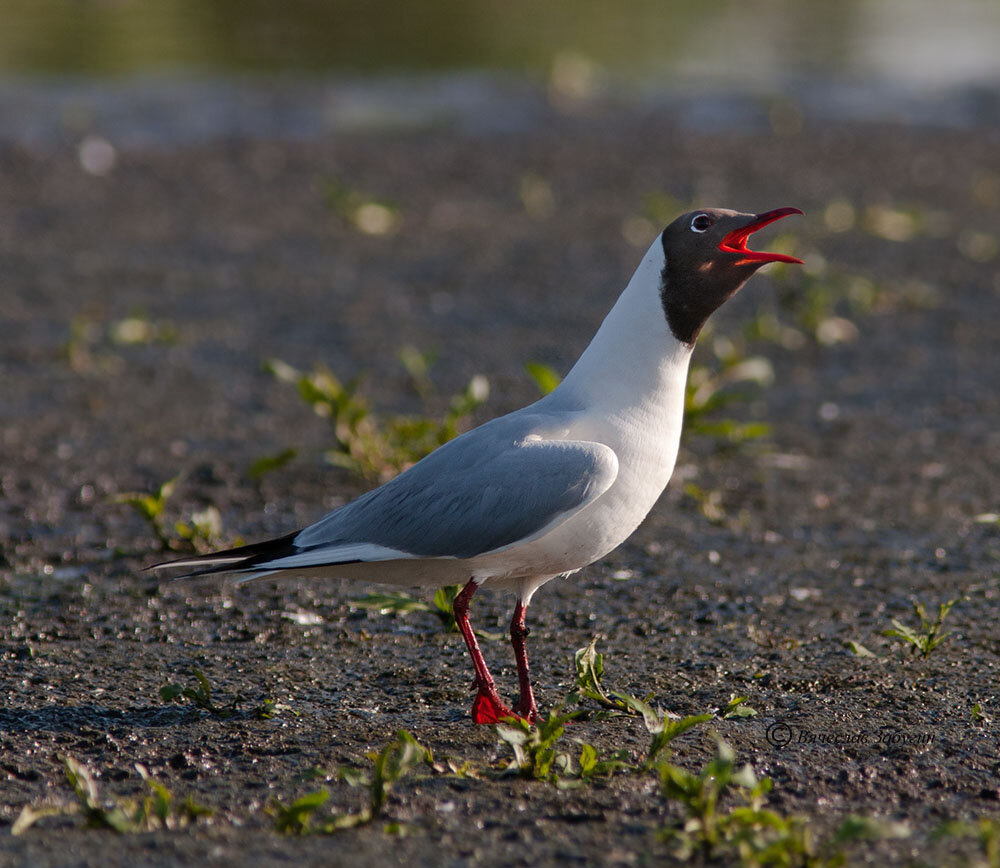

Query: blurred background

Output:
[2, 0, 1000, 147]
[2, 0, 999, 83]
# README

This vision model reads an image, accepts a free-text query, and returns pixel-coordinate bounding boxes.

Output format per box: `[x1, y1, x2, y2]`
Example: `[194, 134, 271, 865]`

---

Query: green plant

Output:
[934, 817, 1000, 868]
[882, 598, 960, 658]
[65, 314, 177, 373]
[430, 584, 462, 632]
[659, 737, 761, 858]
[349, 585, 502, 639]
[247, 447, 298, 480]
[614, 693, 713, 771]
[525, 361, 562, 395]
[684, 350, 774, 445]
[173, 506, 225, 552]
[271, 730, 431, 834]
[659, 739, 910, 866]
[576, 742, 631, 782]
[496, 708, 581, 781]
[845, 640, 878, 658]
[683, 482, 728, 524]
[718, 695, 758, 719]
[12, 756, 212, 836]
[349, 591, 434, 617]
[569, 638, 624, 711]
[323, 176, 400, 236]
[114, 478, 227, 553]
[569, 639, 730, 744]
[113, 477, 179, 550]
[265, 357, 488, 483]
[160, 669, 245, 718]
[271, 789, 338, 835]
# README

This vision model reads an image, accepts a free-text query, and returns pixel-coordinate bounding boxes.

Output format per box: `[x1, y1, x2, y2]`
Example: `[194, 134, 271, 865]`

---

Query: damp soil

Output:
[1, 104, 999, 867]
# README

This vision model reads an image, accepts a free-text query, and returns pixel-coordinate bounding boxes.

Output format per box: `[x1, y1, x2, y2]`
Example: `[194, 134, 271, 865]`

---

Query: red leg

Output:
[453, 578, 516, 724]
[510, 601, 538, 722]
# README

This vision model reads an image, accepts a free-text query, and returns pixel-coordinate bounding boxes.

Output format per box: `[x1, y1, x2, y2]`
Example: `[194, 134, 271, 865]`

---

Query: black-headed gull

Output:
[154, 207, 804, 724]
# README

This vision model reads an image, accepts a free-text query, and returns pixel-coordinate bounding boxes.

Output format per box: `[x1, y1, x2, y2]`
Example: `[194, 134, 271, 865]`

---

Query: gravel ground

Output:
[1, 99, 999, 867]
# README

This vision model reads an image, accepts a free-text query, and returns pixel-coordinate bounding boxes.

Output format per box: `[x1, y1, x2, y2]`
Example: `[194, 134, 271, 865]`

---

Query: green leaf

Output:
[611, 692, 661, 733]
[573, 638, 621, 709]
[846, 640, 877, 658]
[524, 361, 562, 395]
[160, 683, 184, 702]
[832, 814, 911, 844]
[719, 695, 758, 719]
[11, 805, 65, 836]
[370, 730, 430, 816]
[349, 592, 430, 616]
[248, 448, 298, 479]
[273, 789, 331, 835]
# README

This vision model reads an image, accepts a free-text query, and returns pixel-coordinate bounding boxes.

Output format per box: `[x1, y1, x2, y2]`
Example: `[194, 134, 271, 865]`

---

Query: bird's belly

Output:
[472, 434, 678, 581]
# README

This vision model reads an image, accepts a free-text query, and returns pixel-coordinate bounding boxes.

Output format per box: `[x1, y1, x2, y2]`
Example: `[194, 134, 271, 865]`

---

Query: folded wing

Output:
[152, 417, 618, 577]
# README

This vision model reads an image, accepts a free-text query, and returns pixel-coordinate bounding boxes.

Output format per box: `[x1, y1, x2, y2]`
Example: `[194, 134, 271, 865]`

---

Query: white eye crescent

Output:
[690, 213, 714, 233]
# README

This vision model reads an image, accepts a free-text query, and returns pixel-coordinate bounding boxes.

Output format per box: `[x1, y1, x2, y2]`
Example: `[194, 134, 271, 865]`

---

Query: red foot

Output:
[471, 688, 520, 725]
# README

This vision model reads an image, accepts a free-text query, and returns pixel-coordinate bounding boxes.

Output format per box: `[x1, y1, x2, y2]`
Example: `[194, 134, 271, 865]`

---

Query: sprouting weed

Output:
[495, 708, 583, 783]
[271, 730, 431, 835]
[368, 730, 431, 816]
[717, 695, 758, 719]
[271, 789, 336, 835]
[971, 702, 992, 725]
[659, 738, 763, 859]
[173, 506, 225, 552]
[113, 477, 178, 550]
[683, 483, 728, 525]
[107, 315, 178, 347]
[570, 639, 733, 735]
[265, 357, 488, 483]
[430, 584, 462, 632]
[882, 598, 961, 658]
[934, 817, 1000, 868]
[160, 669, 246, 719]
[349, 591, 433, 617]
[569, 638, 665, 719]
[658, 738, 911, 865]
[569, 638, 623, 711]
[247, 447, 298, 480]
[398, 345, 436, 399]
[524, 361, 562, 395]
[64, 314, 177, 373]
[322, 176, 400, 236]
[684, 346, 774, 446]
[613, 693, 712, 771]
[576, 742, 631, 782]
[845, 640, 878, 658]
[113, 478, 228, 553]
[12, 756, 212, 836]
[349, 585, 502, 639]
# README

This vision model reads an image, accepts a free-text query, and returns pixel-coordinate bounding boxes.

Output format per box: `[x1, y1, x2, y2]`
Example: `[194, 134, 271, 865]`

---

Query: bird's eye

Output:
[690, 214, 714, 233]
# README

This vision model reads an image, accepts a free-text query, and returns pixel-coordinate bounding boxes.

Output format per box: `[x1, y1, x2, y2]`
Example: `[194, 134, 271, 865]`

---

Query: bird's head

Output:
[659, 207, 804, 344]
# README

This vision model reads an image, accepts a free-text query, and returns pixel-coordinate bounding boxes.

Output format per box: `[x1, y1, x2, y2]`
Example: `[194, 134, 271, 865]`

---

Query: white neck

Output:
[555, 241, 693, 415]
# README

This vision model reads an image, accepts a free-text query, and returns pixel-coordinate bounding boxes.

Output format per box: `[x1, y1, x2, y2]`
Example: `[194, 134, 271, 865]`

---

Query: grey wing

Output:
[291, 424, 619, 562]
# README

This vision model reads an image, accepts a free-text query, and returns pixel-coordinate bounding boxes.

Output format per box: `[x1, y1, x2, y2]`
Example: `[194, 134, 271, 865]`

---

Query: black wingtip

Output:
[147, 530, 301, 577]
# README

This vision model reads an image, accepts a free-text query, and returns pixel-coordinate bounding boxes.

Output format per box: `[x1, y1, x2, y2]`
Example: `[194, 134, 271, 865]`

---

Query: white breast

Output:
[470, 239, 694, 597]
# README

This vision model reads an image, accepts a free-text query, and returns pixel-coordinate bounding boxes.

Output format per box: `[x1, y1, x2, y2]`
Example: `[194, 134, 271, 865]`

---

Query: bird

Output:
[153, 207, 804, 725]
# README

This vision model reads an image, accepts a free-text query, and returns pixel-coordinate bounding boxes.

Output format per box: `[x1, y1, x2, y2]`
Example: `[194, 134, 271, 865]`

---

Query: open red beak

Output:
[719, 207, 804, 264]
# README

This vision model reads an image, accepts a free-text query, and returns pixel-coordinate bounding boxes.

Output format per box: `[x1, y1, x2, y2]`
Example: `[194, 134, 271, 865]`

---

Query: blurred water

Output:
[2, 0, 999, 87]
[1, 0, 998, 146]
